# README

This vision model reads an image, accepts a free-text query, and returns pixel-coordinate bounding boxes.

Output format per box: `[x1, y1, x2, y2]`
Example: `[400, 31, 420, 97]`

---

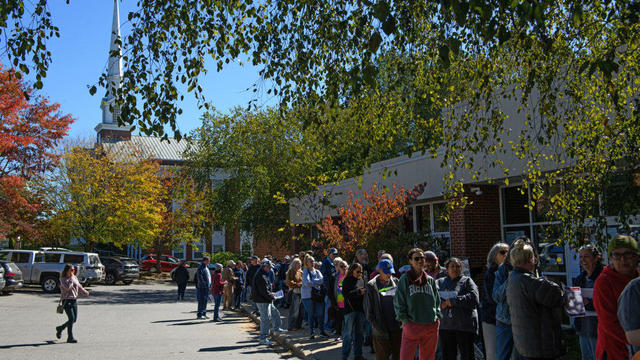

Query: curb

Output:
[239, 305, 313, 360]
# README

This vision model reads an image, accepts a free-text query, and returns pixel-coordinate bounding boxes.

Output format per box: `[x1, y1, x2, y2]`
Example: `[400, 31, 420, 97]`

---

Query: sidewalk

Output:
[239, 303, 376, 360]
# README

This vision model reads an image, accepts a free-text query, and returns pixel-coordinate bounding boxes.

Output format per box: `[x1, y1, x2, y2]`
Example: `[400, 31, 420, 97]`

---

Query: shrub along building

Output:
[93, 0, 292, 261]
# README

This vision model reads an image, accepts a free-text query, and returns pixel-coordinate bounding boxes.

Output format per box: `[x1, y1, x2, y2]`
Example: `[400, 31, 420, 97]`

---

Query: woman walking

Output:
[436, 257, 480, 360]
[482, 243, 509, 360]
[394, 248, 441, 360]
[342, 262, 367, 360]
[286, 258, 304, 331]
[56, 264, 90, 343]
[302, 254, 328, 339]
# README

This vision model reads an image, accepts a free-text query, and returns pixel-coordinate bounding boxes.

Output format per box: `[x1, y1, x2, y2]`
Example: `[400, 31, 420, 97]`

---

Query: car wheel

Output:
[122, 280, 133, 285]
[105, 272, 116, 285]
[41, 276, 59, 293]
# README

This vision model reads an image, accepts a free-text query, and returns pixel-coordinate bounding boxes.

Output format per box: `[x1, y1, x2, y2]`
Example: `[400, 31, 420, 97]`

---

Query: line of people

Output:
[179, 233, 640, 360]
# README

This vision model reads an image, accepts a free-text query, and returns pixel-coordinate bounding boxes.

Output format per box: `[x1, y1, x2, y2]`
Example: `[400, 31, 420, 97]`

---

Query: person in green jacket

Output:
[394, 248, 442, 360]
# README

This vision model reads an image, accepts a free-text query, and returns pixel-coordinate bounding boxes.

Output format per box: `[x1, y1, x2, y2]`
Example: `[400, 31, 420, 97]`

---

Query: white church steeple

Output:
[96, 0, 131, 143]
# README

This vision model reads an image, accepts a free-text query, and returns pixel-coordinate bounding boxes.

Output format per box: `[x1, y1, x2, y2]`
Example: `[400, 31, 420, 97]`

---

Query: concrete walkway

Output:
[239, 304, 377, 360]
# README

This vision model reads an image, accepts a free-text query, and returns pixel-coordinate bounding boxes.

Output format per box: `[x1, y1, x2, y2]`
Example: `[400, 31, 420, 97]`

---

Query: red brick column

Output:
[448, 184, 502, 283]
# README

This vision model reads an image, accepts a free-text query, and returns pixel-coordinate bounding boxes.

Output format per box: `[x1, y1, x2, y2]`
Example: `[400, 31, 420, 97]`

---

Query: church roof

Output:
[101, 135, 190, 163]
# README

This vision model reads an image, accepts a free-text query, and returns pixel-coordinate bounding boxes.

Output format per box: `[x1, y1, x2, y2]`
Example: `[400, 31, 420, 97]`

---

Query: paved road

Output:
[0, 282, 296, 360]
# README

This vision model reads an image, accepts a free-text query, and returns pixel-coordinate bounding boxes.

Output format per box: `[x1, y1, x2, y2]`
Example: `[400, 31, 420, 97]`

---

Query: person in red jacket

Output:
[211, 263, 227, 322]
[593, 234, 639, 360]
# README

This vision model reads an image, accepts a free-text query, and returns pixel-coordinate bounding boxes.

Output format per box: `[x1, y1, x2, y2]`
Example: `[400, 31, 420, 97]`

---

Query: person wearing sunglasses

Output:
[394, 248, 441, 360]
[342, 262, 367, 360]
[572, 244, 603, 360]
[424, 251, 447, 280]
[594, 234, 640, 360]
[481, 242, 509, 360]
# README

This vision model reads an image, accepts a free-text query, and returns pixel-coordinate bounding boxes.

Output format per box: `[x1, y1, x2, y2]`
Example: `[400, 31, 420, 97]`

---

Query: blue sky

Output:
[21, 1, 272, 140]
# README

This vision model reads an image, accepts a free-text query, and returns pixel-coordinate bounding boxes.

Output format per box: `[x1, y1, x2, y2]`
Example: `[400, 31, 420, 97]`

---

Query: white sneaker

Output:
[274, 328, 288, 335]
[259, 339, 272, 345]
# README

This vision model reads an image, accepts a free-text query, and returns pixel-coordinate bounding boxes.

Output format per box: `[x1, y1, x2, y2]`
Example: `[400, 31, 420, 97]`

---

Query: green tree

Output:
[185, 107, 317, 237]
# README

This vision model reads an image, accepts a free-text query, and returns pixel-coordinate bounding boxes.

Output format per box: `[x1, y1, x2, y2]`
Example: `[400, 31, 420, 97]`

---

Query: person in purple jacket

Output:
[56, 264, 90, 343]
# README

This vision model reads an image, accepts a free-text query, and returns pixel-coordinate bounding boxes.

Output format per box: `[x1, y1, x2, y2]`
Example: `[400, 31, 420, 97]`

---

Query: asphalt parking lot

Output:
[0, 281, 296, 360]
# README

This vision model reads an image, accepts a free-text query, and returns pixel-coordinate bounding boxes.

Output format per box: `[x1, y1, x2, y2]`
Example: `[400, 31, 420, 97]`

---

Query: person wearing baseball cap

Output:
[424, 251, 447, 280]
[364, 258, 402, 360]
[593, 235, 640, 360]
[253, 258, 287, 345]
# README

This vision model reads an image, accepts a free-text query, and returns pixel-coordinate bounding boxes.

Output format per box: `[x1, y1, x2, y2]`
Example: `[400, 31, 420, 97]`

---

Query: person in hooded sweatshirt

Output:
[593, 234, 639, 360]
[394, 248, 441, 360]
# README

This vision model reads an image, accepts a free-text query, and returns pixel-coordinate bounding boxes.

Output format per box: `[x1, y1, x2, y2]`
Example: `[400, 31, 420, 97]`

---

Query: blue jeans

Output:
[302, 298, 324, 335]
[578, 336, 596, 360]
[58, 299, 78, 339]
[247, 286, 258, 312]
[257, 302, 282, 340]
[196, 287, 209, 317]
[324, 295, 334, 330]
[496, 322, 514, 360]
[213, 294, 223, 320]
[234, 286, 242, 308]
[342, 311, 365, 358]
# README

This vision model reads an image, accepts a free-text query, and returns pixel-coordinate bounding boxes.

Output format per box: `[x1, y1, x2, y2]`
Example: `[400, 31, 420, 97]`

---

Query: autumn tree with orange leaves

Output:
[0, 65, 73, 242]
[315, 183, 423, 258]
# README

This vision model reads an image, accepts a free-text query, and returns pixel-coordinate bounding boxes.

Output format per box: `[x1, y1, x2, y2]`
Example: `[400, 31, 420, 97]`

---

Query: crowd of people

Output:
[172, 234, 640, 360]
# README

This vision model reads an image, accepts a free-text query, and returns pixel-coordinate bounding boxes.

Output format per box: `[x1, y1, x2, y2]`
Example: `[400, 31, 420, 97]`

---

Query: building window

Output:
[502, 186, 530, 225]
[416, 205, 430, 233]
[192, 238, 206, 260]
[212, 226, 225, 254]
[433, 203, 449, 233]
[410, 201, 451, 259]
[172, 243, 186, 260]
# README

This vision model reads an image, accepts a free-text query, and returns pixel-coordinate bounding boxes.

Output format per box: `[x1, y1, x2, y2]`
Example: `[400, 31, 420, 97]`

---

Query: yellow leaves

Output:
[49, 144, 165, 248]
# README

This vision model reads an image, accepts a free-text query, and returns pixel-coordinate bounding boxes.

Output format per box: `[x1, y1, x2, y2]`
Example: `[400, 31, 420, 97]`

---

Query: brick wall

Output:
[225, 231, 240, 253]
[449, 184, 502, 287]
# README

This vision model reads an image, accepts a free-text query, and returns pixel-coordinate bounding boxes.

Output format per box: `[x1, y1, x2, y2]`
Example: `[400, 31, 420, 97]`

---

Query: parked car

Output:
[0, 250, 104, 293]
[101, 256, 140, 285]
[170, 261, 216, 287]
[39, 247, 72, 252]
[139, 254, 181, 272]
[0, 261, 23, 294]
[43, 251, 105, 285]
[0, 265, 5, 292]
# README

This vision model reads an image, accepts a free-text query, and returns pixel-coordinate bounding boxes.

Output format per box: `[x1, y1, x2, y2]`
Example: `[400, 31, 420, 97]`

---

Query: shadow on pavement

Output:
[198, 344, 255, 352]
[0, 340, 57, 349]
[76, 289, 181, 305]
[151, 318, 196, 323]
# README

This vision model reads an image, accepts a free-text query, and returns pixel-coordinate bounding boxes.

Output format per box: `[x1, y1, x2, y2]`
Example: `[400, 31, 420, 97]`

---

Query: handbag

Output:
[308, 270, 326, 303]
[56, 298, 64, 314]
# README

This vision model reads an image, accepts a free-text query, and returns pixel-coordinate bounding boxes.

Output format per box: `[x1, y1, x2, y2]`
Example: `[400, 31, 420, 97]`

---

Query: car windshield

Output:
[89, 255, 101, 265]
[161, 256, 178, 263]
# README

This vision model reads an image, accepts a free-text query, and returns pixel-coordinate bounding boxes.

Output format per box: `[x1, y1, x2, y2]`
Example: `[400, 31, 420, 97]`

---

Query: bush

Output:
[204, 251, 243, 266]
